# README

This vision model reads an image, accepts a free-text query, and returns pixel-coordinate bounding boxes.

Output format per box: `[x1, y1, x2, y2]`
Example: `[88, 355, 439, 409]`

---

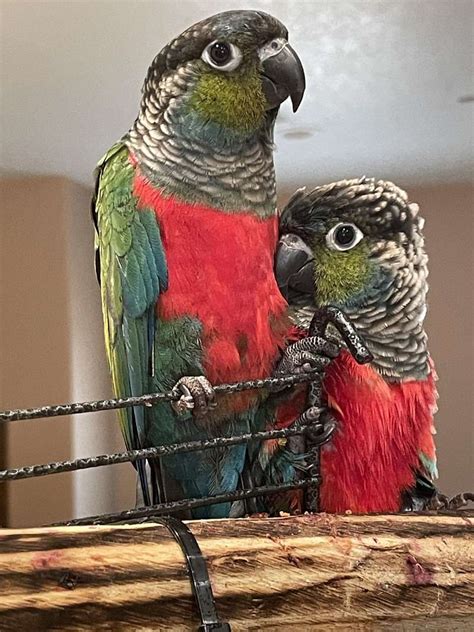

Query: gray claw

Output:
[171, 375, 216, 418]
[274, 335, 339, 382]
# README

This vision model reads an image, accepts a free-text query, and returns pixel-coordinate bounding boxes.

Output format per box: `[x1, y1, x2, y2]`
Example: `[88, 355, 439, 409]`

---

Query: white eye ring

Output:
[201, 40, 243, 72]
[326, 222, 364, 251]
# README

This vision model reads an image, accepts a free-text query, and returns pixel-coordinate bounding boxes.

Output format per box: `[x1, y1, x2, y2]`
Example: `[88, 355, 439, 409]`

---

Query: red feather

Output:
[133, 170, 288, 413]
[320, 350, 437, 513]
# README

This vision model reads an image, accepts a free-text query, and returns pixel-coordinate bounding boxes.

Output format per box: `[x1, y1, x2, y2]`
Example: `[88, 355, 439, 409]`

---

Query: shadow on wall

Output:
[0, 176, 135, 528]
[0, 177, 472, 527]
[413, 184, 474, 497]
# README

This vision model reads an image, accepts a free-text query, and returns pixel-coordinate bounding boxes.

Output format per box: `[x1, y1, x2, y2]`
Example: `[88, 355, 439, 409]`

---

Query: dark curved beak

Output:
[260, 40, 306, 112]
[275, 233, 314, 300]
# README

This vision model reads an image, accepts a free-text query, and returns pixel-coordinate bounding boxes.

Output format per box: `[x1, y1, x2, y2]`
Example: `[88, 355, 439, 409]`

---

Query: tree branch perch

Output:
[0, 512, 473, 630]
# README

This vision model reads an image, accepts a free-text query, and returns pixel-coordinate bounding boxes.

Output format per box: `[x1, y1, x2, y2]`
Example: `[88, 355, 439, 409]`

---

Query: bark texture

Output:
[0, 512, 473, 630]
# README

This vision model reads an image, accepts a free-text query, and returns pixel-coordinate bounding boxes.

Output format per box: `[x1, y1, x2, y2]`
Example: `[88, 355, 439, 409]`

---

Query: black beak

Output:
[275, 233, 314, 300]
[260, 40, 306, 112]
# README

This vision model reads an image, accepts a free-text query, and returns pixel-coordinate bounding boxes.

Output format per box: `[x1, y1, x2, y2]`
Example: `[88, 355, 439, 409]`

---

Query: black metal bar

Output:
[0, 426, 310, 482]
[0, 371, 320, 422]
[304, 378, 325, 513]
[52, 478, 319, 526]
[155, 517, 231, 632]
[303, 307, 373, 513]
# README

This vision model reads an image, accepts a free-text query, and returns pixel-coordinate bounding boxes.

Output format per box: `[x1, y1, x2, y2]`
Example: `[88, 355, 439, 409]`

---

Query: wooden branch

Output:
[0, 513, 473, 630]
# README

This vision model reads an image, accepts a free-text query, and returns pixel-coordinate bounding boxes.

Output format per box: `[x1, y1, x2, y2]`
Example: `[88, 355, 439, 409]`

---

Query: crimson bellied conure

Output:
[272, 178, 438, 513]
[92, 11, 306, 517]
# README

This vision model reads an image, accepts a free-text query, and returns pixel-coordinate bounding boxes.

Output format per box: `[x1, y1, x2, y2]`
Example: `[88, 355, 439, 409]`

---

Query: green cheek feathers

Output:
[188, 70, 266, 133]
[313, 242, 373, 307]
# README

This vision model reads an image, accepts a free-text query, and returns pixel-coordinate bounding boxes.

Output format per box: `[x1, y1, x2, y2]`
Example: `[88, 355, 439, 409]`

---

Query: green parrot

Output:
[268, 178, 438, 513]
[92, 10, 305, 517]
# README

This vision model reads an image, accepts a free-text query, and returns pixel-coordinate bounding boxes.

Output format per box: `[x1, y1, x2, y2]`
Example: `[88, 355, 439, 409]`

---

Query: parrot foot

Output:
[272, 335, 340, 390]
[294, 407, 337, 448]
[288, 407, 337, 459]
[171, 375, 217, 418]
[428, 491, 474, 511]
[305, 408, 337, 447]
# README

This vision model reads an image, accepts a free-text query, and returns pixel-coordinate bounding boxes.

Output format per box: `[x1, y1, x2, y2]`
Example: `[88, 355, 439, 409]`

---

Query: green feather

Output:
[188, 69, 266, 133]
[313, 238, 374, 306]
[93, 141, 168, 502]
[420, 451, 438, 480]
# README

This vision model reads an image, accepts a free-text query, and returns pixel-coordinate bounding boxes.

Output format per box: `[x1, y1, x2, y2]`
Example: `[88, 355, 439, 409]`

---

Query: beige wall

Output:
[1, 177, 74, 526]
[410, 184, 473, 495]
[0, 177, 134, 527]
[0, 177, 472, 526]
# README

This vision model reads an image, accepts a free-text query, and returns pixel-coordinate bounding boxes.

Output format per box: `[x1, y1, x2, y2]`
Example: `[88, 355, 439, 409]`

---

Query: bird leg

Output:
[171, 375, 217, 418]
[273, 335, 341, 385]
[274, 307, 372, 512]
[272, 331, 340, 457]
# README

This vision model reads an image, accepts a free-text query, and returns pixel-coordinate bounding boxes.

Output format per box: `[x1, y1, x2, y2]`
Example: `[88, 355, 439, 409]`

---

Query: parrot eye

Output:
[326, 222, 364, 252]
[202, 41, 242, 72]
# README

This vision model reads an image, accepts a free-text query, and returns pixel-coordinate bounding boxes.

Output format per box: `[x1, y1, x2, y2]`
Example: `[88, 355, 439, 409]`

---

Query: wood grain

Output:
[0, 512, 473, 630]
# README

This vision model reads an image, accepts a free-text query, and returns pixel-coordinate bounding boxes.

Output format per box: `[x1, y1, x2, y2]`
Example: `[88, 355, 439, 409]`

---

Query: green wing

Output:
[92, 141, 168, 501]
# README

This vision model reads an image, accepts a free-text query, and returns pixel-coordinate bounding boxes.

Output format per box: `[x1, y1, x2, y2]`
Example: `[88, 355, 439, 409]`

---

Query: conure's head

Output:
[139, 10, 305, 142]
[276, 178, 428, 314]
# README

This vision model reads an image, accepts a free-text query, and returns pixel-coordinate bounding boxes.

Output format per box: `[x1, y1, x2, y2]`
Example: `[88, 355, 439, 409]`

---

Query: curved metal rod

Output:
[155, 516, 231, 632]
[303, 306, 373, 512]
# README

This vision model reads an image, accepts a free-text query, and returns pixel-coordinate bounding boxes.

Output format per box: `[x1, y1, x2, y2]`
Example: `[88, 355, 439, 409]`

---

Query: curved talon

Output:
[289, 406, 337, 447]
[309, 306, 373, 365]
[306, 412, 337, 446]
[297, 405, 322, 425]
[428, 493, 449, 510]
[447, 492, 474, 510]
[171, 376, 217, 418]
[274, 335, 340, 387]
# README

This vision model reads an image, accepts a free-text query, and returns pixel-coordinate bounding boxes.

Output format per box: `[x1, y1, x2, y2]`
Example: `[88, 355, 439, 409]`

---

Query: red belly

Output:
[320, 351, 437, 513]
[134, 172, 289, 402]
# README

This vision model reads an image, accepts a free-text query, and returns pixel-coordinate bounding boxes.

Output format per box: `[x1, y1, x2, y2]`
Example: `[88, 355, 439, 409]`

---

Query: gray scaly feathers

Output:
[284, 178, 431, 381]
[127, 11, 284, 215]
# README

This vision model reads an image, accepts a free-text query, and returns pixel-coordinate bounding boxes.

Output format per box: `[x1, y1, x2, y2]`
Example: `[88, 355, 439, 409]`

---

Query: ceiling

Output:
[1, 0, 473, 190]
